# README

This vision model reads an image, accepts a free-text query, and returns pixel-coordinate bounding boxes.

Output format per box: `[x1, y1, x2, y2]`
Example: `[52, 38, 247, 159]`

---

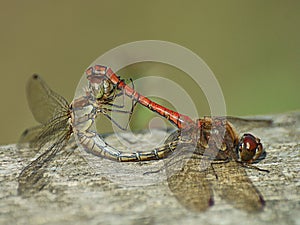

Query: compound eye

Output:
[243, 134, 259, 151]
[238, 133, 262, 162]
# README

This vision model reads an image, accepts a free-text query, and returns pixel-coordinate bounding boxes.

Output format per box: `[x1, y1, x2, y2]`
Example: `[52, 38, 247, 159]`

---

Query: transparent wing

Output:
[20, 74, 70, 149]
[164, 128, 265, 212]
[18, 106, 71, 196]
[18, 124, 45, 148]
[226, 116, 273, 133]
[26, 74, 69, 125]
[212, 160, 265, 212]
[164, 130, 213, 212]
[18, 74, 72, 195]
[18, 129, 71, 196]
[167, 155, 214, 212]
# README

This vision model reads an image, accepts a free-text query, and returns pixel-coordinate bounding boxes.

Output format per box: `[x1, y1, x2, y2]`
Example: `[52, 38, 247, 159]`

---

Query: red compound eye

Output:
[242, 134, 259, 151]
[238, 133, 263, 163]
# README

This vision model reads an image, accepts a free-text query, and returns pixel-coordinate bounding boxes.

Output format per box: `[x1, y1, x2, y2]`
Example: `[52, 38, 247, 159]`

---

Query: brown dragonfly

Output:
[161, 122, 269, 212]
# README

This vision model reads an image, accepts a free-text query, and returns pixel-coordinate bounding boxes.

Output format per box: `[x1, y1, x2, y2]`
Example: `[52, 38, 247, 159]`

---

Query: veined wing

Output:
[226, 116, 273, 133]
[164, 130, 213, 212]
[18, 107, 72, 196]
[164, 128, 265, 212]
[26, 74, 69, 125]
[212, 160, 265, 212]
[19, 74, 70, 149]
[18, 127, 72, 196]
[18, 124, 45, 150]
[166, 154, 214, 212]
[18, 74, 72, 195]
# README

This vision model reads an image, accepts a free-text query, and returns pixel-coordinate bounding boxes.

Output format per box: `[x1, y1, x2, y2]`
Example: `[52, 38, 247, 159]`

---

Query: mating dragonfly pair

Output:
[19, 65, 270, 211]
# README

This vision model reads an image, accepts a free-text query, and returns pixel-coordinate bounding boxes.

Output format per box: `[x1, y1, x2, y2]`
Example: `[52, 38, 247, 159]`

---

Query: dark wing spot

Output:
[23, 129, 29, 136]
[32, 74, 39, 79]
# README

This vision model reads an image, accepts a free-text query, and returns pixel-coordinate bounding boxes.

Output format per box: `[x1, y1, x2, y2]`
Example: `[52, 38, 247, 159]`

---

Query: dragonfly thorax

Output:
[196, 117, 239, 161]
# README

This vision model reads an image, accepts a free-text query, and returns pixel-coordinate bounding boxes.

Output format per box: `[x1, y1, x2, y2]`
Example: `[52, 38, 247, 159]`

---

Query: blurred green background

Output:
[0, 0, 299, 144]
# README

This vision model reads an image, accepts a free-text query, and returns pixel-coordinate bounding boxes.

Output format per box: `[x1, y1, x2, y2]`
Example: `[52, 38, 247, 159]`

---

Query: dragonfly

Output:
[161, 121, 267, 212]
[88, 65, 272, 166]
[86, 65, 271, 211]
[18, 73, 179, 195]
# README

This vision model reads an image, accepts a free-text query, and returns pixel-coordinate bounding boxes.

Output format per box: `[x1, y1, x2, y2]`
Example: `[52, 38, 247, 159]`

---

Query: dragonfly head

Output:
[237, 133, 263, 163]
[86, 66, 115, 102]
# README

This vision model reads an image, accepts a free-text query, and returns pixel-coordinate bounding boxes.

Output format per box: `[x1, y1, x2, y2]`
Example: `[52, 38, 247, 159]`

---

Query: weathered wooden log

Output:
[0, 112, 299, 225]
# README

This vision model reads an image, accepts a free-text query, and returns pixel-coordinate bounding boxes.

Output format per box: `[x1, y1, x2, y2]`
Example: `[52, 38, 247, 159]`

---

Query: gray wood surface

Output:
[0, 112, 299, 225]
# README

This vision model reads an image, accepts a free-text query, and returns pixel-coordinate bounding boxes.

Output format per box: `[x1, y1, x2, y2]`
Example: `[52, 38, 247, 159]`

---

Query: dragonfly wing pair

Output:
[18, 75, 72, 195]
[164, 127, 265, 212]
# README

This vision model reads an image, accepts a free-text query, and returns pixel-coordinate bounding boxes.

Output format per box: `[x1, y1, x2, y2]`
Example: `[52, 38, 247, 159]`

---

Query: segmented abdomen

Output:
[71, 91, 177, 162]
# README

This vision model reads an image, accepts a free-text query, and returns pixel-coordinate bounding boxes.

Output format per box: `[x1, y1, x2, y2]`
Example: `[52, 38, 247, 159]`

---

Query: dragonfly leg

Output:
[239, 162, 270, 173]
[97, 108, 134, 131]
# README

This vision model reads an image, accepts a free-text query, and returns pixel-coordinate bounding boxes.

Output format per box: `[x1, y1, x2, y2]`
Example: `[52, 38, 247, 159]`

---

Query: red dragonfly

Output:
[86, 65, 271, 212]
[87, 65, 271, 166]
